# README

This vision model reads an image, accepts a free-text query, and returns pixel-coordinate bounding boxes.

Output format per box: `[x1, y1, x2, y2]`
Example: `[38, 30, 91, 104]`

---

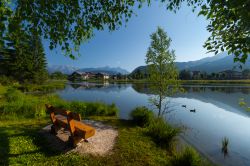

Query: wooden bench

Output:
[45, 104, 95, 147]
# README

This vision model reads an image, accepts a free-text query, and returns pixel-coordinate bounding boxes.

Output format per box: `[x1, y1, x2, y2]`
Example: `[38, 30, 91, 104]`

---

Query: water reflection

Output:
[57, 82, 250, 166]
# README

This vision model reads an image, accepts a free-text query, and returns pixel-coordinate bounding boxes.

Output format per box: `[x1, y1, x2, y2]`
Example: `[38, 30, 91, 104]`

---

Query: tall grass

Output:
[130, 106, 154, 127]
[170, 146, 202, 166]
[56, 101, 118, 117]
[221, 137, 229, 157]
[146, 117, 180, 149]
[16, 81, 66, 92]
[0, 87, 118, 120]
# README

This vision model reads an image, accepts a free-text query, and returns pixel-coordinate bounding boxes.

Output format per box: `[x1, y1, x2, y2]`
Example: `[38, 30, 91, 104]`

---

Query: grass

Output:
[238, 98, 250, 112]
[221, 137, 229, 157]
[0, 87, 118, 119]
[170, 146, 206, 166]
[0, 118, 171, 165]
[0, 84, 7, 95]
[0, 116, 211, 166]
[0, 84, 210, 165]
[15, 80, 67, 92]
[130, 106, 154, 127]
[146, 117, 180, 150]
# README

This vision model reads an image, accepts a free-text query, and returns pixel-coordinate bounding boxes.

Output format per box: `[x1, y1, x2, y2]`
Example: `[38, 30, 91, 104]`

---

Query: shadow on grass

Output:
[0, 128, 9, 165]
[0, 121, 64, 164]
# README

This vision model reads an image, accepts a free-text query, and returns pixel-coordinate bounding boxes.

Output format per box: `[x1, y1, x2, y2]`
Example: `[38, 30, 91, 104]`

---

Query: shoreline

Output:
[177, 135, 218, 165]
[69, 79, 250, 85]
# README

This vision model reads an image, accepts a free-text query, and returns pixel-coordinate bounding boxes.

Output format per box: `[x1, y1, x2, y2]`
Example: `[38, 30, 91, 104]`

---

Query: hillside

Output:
[131, 52, 250, 74]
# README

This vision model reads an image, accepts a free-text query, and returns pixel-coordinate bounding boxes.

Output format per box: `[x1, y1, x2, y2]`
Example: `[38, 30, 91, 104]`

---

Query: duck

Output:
[181, 105, 187, 108]
[190, 109, 196, 112]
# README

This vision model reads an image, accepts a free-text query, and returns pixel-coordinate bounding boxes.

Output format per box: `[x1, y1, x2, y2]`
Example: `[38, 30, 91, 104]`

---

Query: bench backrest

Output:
[45, 104, 81, 122]
[45, 104, 95, 145]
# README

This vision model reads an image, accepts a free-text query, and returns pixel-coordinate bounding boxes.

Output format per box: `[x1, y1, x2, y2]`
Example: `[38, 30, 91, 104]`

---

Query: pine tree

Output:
[7, 29, 48, 83]
[29, 33, 48, 83]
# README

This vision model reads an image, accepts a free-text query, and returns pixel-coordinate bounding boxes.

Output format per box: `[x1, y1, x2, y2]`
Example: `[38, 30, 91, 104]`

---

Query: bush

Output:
[130, 106, 154, 127]
[146, 118, 179, 149]
[170, 147, 202, 166]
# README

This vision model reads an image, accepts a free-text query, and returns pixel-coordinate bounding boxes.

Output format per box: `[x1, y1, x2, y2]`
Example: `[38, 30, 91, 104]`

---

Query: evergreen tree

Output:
[7, 28, 48, 83]
[30, 33, 48, 83]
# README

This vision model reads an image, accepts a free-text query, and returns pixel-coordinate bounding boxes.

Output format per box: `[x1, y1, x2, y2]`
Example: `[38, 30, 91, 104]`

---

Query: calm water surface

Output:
[57, 82, 250, 166]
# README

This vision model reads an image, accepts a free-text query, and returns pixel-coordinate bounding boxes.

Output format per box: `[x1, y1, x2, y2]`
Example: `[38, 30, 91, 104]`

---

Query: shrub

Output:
[130, 106, 154, 127]
[146, 118, 179, 149]
[170, 147, 202, 166]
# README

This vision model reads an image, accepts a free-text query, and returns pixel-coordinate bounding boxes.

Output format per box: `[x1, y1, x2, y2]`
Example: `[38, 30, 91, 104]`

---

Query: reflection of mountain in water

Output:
[132, 83, 250, 95]
[69, 82, 129, 93]
[67, 82, 250, 116]
[178, 86, 250, 117]
[132, 83, 250, 117]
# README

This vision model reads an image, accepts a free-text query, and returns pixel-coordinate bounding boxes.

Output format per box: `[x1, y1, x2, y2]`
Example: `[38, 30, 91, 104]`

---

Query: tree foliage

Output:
[154, 0, 250, 63]
[179, 70, 192, 80]
[50, 71, 68, 80]
[3, 0, 148, 58]
[2, 27, 48, 83]
[200, 0, 250, 63]
[0, 0, 12, 48]
[0, 0, 249, 61]
[146, 27, 180, 116]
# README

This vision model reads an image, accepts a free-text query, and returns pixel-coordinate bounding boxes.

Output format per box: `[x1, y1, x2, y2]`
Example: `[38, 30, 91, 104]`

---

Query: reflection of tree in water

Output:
[71, 84, 81, 89]
[132, 83, 154, 95]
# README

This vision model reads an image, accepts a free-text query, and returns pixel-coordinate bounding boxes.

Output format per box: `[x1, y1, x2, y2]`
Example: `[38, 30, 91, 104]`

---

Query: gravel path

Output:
[40, 120, 118, 156]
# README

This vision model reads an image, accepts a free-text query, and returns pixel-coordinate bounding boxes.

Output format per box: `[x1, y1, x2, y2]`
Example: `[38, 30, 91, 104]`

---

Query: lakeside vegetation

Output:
[0, 83, 211, 165]
[70, 77, 250, 86]
[180, 79, 250, 85]
[0, 0, 249, 165]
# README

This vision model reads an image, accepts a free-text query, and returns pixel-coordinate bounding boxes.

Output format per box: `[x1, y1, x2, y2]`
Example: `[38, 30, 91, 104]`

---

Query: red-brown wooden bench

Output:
[45, 104, 95, 147]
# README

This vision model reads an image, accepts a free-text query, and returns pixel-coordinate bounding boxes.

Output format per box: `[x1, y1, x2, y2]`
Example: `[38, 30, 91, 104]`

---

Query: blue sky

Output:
[44, 2, 214, 72]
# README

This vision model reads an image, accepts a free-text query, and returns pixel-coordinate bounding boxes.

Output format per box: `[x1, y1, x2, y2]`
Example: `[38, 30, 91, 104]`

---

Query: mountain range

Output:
[47, 65, 129, 75]
[48, 52, 250, 75]
[47, 65, 79, 75]
[131, 52, 250, 74]
[77, 66, 129, 75]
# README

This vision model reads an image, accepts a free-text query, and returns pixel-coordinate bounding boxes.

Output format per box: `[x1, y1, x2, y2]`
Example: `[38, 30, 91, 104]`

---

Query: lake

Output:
[57, 82, 250, 166]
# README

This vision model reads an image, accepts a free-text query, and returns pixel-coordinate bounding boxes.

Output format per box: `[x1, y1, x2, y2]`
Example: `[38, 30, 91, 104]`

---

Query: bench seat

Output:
[45, 104, 95, 147]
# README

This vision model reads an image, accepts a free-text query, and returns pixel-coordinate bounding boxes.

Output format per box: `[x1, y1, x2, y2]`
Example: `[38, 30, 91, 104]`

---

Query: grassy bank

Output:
[0, 86, 118, 120]
[15, 80, 67, 92]
[0, 85, 211, 165]
[180, 80, 250, 85]
[73, 79, 250, 85]
[0, 117, 212, 166]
